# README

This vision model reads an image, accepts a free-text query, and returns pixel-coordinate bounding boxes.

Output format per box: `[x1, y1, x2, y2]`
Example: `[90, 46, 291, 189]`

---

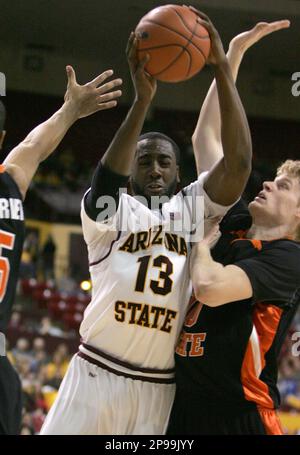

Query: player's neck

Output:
[247, 223, 293, 241]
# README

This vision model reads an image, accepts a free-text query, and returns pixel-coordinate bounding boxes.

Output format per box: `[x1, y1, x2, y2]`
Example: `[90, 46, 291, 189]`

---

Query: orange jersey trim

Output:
[230, 230, 293, 243]
[241, 303, 283, 409]
[250, 239, 262, 251]
[257, 406, 284, 435]
[231, 229, 247, 239]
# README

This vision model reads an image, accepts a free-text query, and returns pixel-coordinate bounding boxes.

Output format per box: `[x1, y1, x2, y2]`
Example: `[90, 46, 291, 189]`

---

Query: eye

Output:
[139, 159, 150, 166]
[160, 160, 171, 167]
[278, 182, 290, 190]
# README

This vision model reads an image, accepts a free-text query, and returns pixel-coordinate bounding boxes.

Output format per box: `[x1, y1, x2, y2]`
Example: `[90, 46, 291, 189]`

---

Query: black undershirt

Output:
[84, 162, 129, 221]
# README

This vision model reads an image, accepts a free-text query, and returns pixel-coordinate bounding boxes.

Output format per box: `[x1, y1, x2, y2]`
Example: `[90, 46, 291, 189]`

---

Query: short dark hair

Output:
[0, 100, 6, 132]
[138, 132, 181, 164]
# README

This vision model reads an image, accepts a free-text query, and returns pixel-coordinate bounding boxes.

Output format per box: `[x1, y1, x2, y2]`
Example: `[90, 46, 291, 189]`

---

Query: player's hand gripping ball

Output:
[135, 4, 211, 82]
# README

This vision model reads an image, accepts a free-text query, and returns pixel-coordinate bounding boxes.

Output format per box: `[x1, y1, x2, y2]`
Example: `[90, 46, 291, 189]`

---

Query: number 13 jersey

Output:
[80, 172, 232, 370]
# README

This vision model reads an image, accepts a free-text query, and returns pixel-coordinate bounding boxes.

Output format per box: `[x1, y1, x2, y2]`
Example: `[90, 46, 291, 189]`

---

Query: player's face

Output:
[131, 138, 179, 200]
[249, 173, 300, 230]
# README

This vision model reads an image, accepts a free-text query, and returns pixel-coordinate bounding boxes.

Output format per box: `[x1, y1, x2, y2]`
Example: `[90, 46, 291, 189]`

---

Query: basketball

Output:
[135, 4, 211, 83]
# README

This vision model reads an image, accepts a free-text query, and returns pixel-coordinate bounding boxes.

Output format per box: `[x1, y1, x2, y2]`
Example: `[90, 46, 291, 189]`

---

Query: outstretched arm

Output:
[101, 33, 157, 175]
[84, 33, 157, 220]
[4, 66, 122, 199]
[192, 20, 290, 175]
[190, 221, 253, 307]
[190, 8, 252, 206]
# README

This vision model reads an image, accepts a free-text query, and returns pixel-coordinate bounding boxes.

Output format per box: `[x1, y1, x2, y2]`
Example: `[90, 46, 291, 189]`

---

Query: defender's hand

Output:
[64, 66, 122, 119]
[229, 20, 290, 55]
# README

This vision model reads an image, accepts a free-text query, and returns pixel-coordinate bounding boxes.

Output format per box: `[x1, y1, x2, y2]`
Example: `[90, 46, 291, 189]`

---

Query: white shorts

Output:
[40, 345, 176, 435]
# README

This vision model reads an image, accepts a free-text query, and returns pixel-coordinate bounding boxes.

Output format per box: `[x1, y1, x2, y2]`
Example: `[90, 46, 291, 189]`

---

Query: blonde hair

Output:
[277, 160, 300, 180]
[276, 160, 300, 241]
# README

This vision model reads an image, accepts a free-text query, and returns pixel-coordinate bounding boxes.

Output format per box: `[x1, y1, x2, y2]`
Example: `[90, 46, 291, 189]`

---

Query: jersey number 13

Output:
[135, 255, 173, 296]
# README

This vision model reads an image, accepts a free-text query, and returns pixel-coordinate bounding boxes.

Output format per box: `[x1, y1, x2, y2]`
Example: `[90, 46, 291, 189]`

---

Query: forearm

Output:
[191, 242, 235, 307]
[192, 79, 222, 175]
[192, 45, 245, 175]
[214, 59, 252, 173]
[191, 19, 290, 175]
[227, 44, 245, 81]
[202, 59, 252, 205]
[3, 100, 79, 198]
[101, 98, 150, 175]
[191, 241, 253, 306]
[6, 101, 78, 166]
[191, 243, 225, 298]
[86, 98, 150, 218]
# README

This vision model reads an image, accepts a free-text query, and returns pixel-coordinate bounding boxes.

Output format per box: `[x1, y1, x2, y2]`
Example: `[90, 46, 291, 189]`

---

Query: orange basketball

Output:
[135, 4, 211, 83]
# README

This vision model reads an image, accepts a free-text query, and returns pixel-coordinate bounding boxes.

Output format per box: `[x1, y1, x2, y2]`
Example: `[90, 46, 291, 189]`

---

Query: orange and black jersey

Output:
[0, 166, 25, 334]
[175, 201, 300, 411]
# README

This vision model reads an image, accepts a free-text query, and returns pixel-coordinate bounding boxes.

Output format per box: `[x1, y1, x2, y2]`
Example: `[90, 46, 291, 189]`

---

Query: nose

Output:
[263, 181, 274, 192]
[149, 161, 162, 178]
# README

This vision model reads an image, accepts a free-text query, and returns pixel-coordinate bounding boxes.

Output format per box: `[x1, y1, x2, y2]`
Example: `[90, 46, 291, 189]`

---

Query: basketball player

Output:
[167, 15, 299, 435]
[40, 12, 252, 435]
[0, 67, 122, 435]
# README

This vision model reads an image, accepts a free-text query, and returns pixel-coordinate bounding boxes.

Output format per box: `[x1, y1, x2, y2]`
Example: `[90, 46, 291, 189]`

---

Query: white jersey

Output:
[80, 172, 232, 371]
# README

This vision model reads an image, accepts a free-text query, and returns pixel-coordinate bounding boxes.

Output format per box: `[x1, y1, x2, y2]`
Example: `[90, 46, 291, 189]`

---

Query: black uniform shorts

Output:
[167, 389, 283, 435]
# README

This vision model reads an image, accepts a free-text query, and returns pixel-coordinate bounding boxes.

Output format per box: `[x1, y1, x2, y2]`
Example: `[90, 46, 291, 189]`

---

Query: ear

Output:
[176, 165, 180, 184]
[0, 131, 6, 149]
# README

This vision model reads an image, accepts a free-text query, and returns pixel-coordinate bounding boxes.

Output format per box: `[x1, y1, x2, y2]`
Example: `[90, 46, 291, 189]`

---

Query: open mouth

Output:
[255, 192, 267, 201]
[146, 183, 164, 192]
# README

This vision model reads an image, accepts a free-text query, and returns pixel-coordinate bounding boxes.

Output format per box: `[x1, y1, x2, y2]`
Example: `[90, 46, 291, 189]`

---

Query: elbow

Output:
[226, 130, 252, 175]
[193, 282, 219, 307]
[191, 133, 196, 146]
[191, 126, 212, 146]
[237, 137, 252, 175]
[191, 128, 202, 145]
[22, 139, 48, 163]
[191, 133, 200, 156]
[238, 157, 252, 182]
[228, 150, 252, 181]
[240, 146, 252, 173]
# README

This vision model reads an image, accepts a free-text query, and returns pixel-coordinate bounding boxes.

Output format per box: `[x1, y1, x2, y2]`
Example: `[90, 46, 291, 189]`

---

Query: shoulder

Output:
[1, 163, 26, 200]
[265, 239, 300, 261]
[179, 172, 240, 220]
[180, 172, 207, 197]
[220, 199, 252, 232]
[241, 239, 300, 282]
[0, 163, 25, 200]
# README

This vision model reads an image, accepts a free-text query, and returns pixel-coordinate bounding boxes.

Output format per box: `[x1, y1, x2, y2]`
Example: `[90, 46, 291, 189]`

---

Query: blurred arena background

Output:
[1, 0, 300, 435]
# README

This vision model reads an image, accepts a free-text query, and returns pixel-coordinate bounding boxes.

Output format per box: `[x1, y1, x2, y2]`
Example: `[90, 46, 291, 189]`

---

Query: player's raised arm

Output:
[101, 33, 157, 175]
[188, 8, 252, 207]
[190, 221, 253, 307]
[192, 20, 290, 176]
[3, 66, 122, 200]
[85, 33, 157, 221]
